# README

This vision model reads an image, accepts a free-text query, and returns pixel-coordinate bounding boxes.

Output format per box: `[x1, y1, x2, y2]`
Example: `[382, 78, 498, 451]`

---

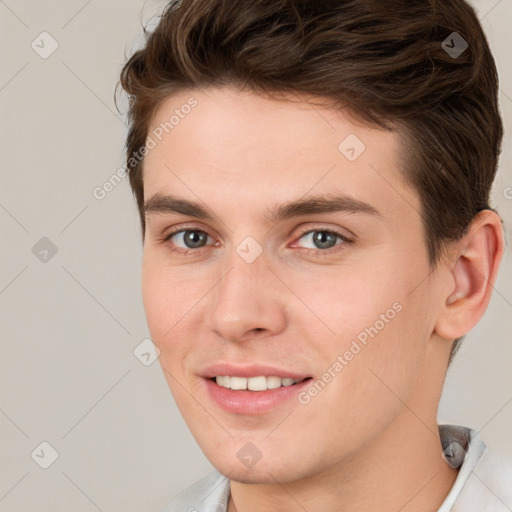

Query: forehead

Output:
[142, 86, 419, 221]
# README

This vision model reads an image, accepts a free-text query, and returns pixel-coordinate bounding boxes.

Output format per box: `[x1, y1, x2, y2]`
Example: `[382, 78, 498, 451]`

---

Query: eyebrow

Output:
[144, 192, 382, 223]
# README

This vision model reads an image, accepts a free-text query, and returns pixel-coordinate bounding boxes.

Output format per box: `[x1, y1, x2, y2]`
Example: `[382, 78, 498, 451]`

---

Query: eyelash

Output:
[159, 225, 353, 257]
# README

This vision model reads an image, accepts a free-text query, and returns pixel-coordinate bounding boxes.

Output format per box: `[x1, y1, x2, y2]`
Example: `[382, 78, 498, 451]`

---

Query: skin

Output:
[140, 85, 504, 512]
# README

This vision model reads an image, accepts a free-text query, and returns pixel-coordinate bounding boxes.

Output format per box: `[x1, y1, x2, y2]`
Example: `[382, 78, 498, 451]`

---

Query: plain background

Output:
[1, 1, 511, 510]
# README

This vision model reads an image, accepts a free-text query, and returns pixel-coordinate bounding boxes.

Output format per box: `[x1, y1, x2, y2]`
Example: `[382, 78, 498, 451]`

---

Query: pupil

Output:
[314, 231, 336, 249]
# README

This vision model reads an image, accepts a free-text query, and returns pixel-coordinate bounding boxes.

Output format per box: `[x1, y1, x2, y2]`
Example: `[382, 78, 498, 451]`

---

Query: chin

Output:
[211, 455, 311, 485]
[217, 465, 279, 484]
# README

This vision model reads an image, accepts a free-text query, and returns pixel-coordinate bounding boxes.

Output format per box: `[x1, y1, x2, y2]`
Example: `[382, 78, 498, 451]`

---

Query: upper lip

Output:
[201, 363, 311, 380]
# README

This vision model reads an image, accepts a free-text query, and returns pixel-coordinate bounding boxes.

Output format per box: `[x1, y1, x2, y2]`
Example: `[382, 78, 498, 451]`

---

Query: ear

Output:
[434, 210, 505, 340]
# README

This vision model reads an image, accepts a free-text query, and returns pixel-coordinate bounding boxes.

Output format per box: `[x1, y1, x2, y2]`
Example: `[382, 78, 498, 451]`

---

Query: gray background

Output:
[1, 1, 511, 511]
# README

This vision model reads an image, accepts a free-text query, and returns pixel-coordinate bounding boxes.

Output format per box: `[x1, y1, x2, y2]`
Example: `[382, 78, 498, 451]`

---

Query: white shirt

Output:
[158, 425, 512, 511]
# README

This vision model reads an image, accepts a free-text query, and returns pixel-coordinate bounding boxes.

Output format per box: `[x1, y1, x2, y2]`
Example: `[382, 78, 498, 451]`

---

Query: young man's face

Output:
[141, 86, 451, 483]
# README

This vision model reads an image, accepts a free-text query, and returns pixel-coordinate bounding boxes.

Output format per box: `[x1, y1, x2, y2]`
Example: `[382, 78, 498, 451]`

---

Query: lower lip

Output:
[203, 377, 313, 415]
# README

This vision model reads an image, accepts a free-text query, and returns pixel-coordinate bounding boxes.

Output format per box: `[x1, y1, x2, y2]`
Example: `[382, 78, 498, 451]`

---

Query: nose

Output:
[206, 252, 288, 343]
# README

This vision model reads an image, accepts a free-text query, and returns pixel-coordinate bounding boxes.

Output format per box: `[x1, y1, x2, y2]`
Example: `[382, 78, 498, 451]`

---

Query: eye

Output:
[293, 229, 351, 253]
[160, 226, 352, 257]
[163, 228, 214, 253]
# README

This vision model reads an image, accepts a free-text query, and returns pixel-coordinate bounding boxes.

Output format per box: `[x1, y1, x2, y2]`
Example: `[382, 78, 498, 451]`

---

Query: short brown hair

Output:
[117, 0, 503, 361]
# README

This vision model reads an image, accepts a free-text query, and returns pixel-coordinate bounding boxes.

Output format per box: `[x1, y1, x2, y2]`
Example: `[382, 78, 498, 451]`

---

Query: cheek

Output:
[141, 253, 194, 349]
[141, 260, 196, 403]
[141, 263, 169, 343]
[319, 272, 434, 420]
[284, 260, 408, 344]
[141, 251, 218, 382]
[286, 253, 430, 385]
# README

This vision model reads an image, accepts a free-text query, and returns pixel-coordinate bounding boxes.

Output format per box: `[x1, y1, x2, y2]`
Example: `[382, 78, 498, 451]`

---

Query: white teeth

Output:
[247, 376, 267, 391]
[214, 375, 301, 391]
[217, 376, 231, 387]
[266, 376, 282, 389]
[229, 376, 247, 390]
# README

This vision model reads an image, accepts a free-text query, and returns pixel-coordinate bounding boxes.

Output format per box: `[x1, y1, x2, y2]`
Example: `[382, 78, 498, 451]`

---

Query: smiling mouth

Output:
[210, 375, 313, 391]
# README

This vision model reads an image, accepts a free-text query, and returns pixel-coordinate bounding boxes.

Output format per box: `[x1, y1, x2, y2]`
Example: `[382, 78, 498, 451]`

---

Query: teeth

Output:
[214, 375, 302, 391]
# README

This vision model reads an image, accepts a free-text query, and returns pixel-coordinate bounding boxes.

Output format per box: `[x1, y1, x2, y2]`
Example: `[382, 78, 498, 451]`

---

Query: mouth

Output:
[203, 374, 314, 415]
[209, 375, 313, 391]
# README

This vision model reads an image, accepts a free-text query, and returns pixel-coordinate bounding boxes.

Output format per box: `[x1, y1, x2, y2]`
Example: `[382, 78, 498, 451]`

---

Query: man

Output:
[118, 0, 512, 509]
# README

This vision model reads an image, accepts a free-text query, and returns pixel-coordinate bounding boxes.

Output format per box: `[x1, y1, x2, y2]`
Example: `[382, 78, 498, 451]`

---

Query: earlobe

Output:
[434, 210, 504, 341]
